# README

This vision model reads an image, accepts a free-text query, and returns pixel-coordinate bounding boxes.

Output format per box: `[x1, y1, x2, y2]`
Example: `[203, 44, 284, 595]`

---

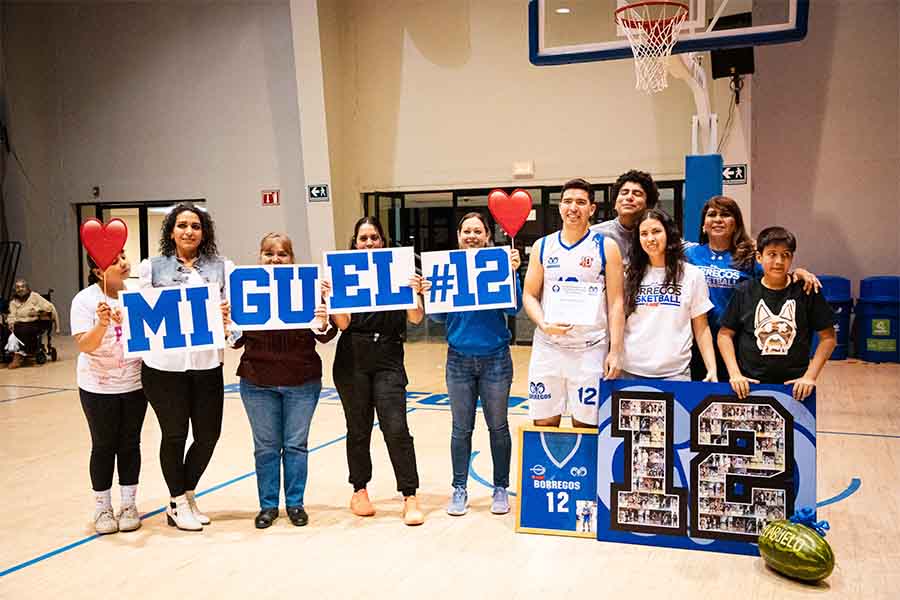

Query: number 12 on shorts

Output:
[577, 386, 597, 406]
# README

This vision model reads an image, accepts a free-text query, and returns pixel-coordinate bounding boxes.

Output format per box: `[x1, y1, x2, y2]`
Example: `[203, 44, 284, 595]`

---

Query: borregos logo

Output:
[529, 381, 551, 400]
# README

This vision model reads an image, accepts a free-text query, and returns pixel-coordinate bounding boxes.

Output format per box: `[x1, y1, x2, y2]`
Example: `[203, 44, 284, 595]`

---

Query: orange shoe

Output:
[350, 489, 375, 517]
[402, 495, 424, 526]
[8, 354, 23, 369]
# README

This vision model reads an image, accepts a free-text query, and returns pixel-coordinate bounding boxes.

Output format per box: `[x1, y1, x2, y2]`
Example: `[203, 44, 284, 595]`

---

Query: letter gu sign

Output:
[227, 264, 323, 330]
[120, 284, 226, 358]
[324, 247, 417, 314]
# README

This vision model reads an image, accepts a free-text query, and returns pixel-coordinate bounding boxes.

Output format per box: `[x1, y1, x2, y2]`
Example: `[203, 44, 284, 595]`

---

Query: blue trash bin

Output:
[855, 276, 900, 363]
[811, 276, 852, 360]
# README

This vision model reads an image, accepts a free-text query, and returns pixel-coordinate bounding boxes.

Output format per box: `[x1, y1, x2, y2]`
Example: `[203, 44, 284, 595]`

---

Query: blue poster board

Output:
[596, 380, 816, 556]
[516, 426, 598, 539]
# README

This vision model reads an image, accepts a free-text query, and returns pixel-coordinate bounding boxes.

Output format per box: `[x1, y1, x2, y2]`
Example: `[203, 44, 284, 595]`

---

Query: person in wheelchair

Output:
[5, 278, 59, 368]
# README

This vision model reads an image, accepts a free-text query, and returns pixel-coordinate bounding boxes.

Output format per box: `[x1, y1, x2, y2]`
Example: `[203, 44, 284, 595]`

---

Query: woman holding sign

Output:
[622, 208, 717, 381]
[71, 252, 147, 535]
[425, 212, 522, 517]
[138, 203, 231, 531]
[234, 233, 337, 529]
[330, 216, 428, 526]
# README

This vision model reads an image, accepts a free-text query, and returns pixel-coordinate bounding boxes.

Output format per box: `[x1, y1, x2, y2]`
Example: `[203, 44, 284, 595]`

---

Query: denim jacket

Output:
[149, 254, 227, 299]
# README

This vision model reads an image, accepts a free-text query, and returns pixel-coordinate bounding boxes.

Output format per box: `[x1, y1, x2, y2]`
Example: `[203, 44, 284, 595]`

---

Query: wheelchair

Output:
[1, 289, 58, 366]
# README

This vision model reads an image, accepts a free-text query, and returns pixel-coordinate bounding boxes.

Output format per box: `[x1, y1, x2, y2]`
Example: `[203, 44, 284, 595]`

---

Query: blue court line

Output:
[467, 450, 516, 497]
[0, 390, 69, 404]
[816, 430, 900, 440]
[0, 408, 415, 579]
[0, 385, 75, 391]
[816, 478, 861, 509]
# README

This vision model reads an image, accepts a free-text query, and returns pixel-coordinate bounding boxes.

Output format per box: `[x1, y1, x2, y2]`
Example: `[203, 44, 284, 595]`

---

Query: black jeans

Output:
[335, 340, 418, 496]
[142, 363, 224, 497]
[79, 388, 148, 491]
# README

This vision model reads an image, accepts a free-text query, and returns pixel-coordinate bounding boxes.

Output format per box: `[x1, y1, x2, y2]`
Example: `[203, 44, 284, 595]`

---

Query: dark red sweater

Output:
[235, 327, 337, 387]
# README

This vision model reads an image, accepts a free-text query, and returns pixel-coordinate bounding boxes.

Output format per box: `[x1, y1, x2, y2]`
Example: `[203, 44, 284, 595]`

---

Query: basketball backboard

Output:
[528, 0, 809, 65]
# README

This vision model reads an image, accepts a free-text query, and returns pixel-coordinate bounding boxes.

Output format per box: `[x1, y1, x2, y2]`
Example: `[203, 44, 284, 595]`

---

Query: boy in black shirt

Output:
[718, 227, 835, 400]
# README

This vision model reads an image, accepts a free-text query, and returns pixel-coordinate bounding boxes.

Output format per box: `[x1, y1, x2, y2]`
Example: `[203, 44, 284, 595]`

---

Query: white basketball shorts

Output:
[527, 337, 607, 426]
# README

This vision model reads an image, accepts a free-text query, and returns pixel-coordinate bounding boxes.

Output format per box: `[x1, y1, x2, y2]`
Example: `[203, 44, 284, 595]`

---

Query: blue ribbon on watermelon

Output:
[790, 507, 830, 537]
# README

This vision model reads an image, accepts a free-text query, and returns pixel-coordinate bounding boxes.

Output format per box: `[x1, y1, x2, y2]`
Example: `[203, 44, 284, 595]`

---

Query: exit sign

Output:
[262, 190, 280, 206]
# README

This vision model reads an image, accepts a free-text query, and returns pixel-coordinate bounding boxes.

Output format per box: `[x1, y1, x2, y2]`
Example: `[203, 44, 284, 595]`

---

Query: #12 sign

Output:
[421, 247, 516, 314]
[597, 379, 816, 556]
[120, 283, 226, 358]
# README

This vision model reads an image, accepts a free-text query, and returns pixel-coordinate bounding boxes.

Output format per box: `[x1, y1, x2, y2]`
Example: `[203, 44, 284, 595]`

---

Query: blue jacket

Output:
[430, 275, 523, 356]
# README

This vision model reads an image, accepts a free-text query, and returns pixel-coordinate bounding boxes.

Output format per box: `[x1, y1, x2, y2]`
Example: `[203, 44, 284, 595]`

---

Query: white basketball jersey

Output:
[535, 230, 608, 349]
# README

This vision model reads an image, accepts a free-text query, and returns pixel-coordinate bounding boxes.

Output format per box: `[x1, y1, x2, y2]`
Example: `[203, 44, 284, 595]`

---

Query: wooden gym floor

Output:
[1, 337, 898, 598]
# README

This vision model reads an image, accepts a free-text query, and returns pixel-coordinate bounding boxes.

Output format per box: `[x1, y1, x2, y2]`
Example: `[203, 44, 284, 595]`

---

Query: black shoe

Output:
[255, 508, 279, 529]
[287, 506, 308, 527]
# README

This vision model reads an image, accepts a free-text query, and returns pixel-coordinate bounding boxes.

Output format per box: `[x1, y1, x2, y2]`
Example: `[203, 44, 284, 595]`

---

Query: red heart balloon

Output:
[80, 218, 129, 271]
[488, 188, 532, 238]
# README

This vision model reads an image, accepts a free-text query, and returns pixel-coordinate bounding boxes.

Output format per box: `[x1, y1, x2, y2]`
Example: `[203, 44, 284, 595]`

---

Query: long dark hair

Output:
[625, 208, 684, 316]
[699, 195, 755, 271]
[158, 203, 218, 258]
[349, 216, 387, 250]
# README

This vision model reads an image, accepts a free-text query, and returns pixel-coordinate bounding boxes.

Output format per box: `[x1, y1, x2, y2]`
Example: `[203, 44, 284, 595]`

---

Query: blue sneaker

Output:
[491, 487, 510, 515]
[447, 487, 468, 516]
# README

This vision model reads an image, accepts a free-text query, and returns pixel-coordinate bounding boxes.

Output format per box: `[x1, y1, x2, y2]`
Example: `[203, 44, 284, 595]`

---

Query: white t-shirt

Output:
[623, 263, 713, 378]
[70, 284, 142, 394]
[137, 258, 227, 372]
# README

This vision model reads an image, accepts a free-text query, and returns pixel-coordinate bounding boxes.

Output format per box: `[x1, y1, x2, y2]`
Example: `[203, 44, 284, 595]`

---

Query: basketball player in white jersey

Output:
[523, 178, 625, 428]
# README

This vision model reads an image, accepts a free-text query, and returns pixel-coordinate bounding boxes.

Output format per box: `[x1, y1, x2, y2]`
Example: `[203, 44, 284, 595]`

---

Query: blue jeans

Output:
[240, 378, 321, 509]
[446, 347, 513, 488]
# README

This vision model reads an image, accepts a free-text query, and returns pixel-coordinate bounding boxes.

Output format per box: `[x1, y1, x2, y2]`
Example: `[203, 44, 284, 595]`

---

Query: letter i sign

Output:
[262, 190, 280, 206]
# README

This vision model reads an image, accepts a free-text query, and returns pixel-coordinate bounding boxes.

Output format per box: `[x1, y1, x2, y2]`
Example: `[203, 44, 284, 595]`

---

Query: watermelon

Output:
[759, 519, 835, 582]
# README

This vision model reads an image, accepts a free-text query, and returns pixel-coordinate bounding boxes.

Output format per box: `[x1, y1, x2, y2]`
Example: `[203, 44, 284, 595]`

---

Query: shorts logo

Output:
[570, 466, 588, 478]
[529, 381, 551, 401]
[530, 464, 546, 476]
[580, 256, 593, 268]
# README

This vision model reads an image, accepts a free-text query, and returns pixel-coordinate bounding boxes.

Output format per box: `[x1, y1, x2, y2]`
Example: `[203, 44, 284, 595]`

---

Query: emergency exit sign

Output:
[262, 190, 280, 206]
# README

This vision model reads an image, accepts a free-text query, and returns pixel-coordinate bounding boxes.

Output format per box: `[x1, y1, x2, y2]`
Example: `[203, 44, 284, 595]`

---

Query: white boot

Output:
[166, 495, 202, 531]
[185, 490, 210, 525]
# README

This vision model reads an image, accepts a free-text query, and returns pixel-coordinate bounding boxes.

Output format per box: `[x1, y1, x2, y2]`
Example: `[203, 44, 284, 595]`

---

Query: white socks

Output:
[94, 489, 112, 513]
[121, 484, 138, 508]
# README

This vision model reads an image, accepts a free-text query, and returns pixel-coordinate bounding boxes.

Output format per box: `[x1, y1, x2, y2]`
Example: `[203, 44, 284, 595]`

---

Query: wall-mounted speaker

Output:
[710, 12, 755, 80]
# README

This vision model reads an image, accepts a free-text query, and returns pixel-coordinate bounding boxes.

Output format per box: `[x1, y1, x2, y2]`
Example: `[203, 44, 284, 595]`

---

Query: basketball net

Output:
[616, 1, 689, 94]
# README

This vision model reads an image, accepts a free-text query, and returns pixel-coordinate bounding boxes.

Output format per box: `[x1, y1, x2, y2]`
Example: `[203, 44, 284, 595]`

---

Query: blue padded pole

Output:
[683, 154, 723, 243]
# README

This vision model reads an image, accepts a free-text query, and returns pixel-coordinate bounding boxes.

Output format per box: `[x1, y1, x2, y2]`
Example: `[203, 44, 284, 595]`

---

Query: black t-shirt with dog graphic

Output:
[720, 279, 834, 384]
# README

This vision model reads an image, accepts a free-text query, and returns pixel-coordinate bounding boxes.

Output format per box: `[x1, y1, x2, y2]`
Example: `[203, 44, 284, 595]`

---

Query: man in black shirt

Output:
[718, 227, 835, 400]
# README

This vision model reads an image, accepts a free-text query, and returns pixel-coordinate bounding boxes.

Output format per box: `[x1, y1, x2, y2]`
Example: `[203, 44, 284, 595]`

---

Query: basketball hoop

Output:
[615, 1, 689, 94]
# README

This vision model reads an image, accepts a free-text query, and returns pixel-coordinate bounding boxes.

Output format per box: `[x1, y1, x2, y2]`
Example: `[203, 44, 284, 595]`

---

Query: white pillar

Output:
[289, 0, 336, 261]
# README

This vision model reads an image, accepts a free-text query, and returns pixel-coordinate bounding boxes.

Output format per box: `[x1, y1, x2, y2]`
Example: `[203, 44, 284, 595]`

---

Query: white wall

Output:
[753, 0, 900, 291]
[320, 0, 699, 239]
[4, 2, 309, 330]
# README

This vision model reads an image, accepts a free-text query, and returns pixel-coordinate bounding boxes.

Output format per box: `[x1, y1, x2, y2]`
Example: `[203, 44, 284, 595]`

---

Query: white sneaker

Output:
[185, 490, 211, 525]
[166, 496, 203, 531]
[117, 504, 142, 532]
[94, 508, 118, 535]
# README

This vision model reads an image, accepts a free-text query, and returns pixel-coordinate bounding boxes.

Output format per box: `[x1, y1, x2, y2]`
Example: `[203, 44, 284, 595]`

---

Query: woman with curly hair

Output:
[622, 209, 717, 382]
[138, 203, 231, 531]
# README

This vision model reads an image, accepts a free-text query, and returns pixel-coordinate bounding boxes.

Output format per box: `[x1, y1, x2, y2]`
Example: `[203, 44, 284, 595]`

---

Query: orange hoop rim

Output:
[614, 1, 689, 32]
